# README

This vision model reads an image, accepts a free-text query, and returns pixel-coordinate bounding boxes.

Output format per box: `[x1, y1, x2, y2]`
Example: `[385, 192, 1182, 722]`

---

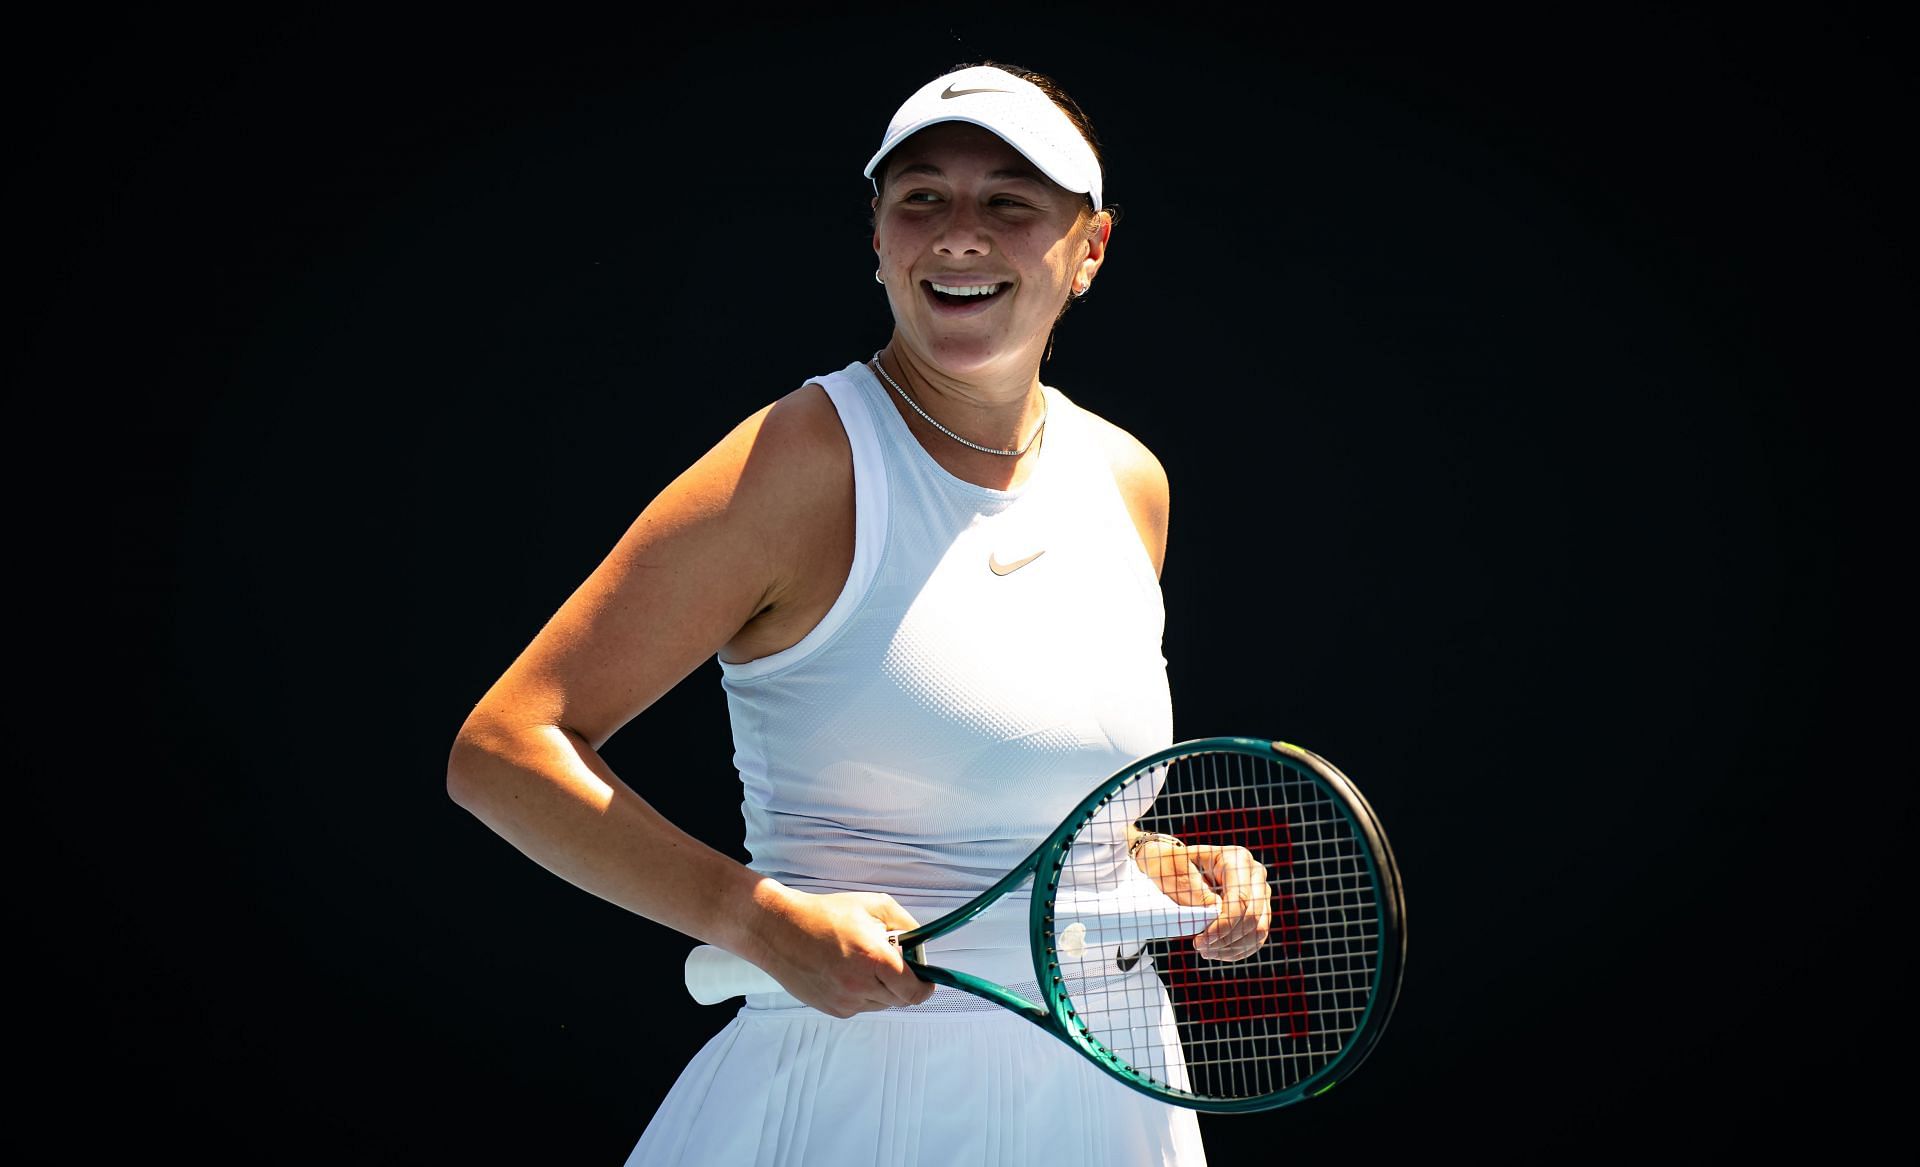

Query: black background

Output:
[22, 8, 1908, 1163]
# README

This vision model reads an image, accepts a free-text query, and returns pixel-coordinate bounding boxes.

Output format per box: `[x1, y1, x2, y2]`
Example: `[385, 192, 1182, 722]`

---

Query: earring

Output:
[875, 270, 885, 285]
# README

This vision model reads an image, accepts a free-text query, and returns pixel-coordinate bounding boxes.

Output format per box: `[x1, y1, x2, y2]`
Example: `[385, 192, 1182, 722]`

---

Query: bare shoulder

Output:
[748, 381, 851, 468]
[1079, 408, 1170, 511]
[698, 382, 852, 510]
[634, 380, 855, 659]
[1074, 404, 1170, 577]
[467, 382, 852, 751]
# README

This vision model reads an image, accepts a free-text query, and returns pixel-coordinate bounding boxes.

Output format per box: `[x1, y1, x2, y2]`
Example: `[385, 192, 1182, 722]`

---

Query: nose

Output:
[934, 199, 991, 257]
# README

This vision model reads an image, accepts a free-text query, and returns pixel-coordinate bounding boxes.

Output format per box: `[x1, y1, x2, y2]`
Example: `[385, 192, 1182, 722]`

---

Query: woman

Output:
[447, 62, 1270, 1165]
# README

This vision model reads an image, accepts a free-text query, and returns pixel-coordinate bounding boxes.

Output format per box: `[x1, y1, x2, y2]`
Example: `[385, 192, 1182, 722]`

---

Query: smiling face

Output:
[872, 122, 1110, 380]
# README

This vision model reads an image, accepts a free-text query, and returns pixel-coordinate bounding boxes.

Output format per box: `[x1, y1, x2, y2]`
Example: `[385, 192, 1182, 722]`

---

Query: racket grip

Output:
[684, 944, 784, 1005]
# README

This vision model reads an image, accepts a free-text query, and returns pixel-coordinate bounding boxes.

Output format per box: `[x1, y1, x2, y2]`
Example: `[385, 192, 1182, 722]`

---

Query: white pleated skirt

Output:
[627, 993, 1207, 1167]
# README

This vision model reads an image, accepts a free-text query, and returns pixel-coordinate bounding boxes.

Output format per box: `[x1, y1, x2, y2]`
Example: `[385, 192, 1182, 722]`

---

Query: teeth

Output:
[930, 282, 1002, 297]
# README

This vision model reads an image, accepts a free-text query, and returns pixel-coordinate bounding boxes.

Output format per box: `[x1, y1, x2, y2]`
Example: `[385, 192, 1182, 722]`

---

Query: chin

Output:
[917, 332, 1044, 377]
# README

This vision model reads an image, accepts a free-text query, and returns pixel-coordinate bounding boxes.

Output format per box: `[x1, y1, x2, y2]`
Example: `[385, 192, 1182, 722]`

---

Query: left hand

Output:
[1133, 837, 1272, 961]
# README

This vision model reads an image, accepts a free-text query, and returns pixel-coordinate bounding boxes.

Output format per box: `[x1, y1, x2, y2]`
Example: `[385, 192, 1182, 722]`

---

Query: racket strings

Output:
[1047, 749, 1384, 1102]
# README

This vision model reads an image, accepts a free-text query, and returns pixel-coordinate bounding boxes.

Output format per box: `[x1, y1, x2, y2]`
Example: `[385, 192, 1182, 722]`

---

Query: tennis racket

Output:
[683, 737, 1405, 1113]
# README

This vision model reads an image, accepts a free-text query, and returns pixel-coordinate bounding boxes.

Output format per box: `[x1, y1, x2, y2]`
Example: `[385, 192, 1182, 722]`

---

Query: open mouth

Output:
[926, 281, 1007, 305]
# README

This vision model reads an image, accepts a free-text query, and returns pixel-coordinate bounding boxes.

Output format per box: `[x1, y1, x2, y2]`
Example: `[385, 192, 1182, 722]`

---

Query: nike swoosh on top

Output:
[1115, 946, 1142, 973]
[942, 84, 1014, 99]
[987, 549, 1046, 576]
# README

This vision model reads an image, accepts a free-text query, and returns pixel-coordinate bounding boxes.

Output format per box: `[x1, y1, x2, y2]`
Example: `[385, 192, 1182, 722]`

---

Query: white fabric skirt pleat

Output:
[627, 999, 1207, 1166]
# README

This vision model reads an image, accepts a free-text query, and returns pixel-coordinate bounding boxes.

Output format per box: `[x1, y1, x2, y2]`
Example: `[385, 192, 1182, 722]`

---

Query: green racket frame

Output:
[894, 737, 1407, 1112]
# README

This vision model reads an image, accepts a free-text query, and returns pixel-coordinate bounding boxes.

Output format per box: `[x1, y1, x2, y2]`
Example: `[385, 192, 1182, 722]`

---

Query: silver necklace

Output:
[869, 351, 1046, 457]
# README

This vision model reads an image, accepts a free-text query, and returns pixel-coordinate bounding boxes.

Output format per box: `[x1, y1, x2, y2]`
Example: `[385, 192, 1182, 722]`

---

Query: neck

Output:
[877, 338, 1048, 454]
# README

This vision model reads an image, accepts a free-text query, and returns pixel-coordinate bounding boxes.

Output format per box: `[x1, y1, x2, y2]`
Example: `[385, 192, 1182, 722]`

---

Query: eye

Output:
[990, 193, 1047, 212]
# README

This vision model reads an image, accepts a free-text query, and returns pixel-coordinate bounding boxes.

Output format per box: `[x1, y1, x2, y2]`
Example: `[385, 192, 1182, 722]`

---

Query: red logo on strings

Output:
[1160, 807, 1309, 1037]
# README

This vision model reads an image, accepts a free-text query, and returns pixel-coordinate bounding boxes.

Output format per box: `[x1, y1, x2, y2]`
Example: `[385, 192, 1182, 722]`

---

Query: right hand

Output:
[752, 887, 936, 1017]
[1133, 835, 1272, 962]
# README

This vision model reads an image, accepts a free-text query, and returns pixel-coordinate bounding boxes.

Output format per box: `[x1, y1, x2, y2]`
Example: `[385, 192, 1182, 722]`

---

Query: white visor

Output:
[863, 66, 1103, 211]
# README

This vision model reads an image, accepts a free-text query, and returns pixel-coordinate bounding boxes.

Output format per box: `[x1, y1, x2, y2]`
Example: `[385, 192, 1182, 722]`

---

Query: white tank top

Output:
[719, 359, 1172, 921]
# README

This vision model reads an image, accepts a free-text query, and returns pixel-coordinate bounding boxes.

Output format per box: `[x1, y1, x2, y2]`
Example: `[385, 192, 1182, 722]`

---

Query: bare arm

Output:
[1085, 412, 1171, 579]
[447, 385, 932, 1015]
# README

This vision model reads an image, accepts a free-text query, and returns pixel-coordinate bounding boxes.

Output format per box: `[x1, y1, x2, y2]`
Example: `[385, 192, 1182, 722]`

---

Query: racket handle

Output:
[684, 945, 784, 1004]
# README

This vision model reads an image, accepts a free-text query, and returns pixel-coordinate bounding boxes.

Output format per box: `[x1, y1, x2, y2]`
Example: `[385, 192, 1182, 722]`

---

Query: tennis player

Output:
[448, 61, 1270, 1165]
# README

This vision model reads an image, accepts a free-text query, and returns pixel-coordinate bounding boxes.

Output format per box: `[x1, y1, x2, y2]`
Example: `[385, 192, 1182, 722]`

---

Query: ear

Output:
[1075, 210, 1113, 295]
[871, 196, 881, 255]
